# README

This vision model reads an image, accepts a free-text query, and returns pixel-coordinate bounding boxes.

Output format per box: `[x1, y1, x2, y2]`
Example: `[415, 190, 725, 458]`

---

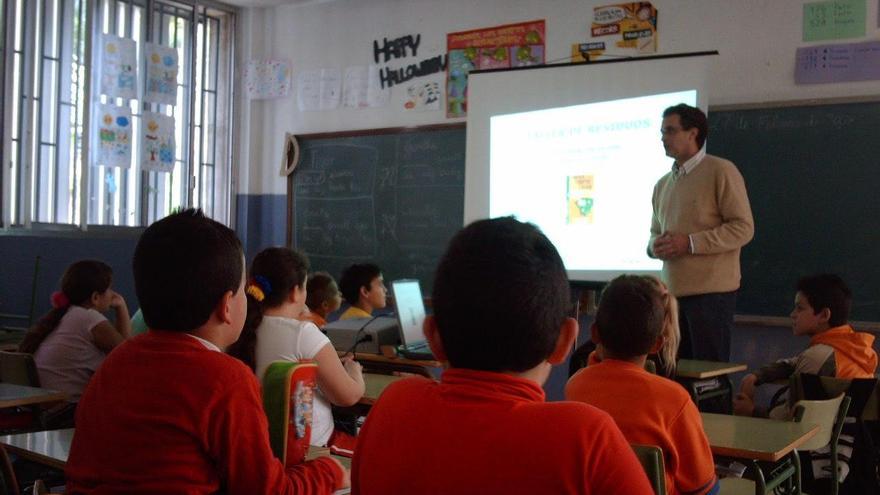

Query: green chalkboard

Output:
[288, 124, 465, 292]
[708, 100, 880, 321]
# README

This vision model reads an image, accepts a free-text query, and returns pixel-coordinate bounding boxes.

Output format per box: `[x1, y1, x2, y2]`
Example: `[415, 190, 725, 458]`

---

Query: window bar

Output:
[77, 0, 94, 230]
[20, 0, 37, 227]
[138, 0, 151, 226]
[71, 0, 87, 226]
[0, 0, 8, 226]
[53, 0, 66, 222]
[102, 0, 116, 225]
[210, 15, 219, 215]
[197, 8, 206, 212]
[31, 0, 48, 222]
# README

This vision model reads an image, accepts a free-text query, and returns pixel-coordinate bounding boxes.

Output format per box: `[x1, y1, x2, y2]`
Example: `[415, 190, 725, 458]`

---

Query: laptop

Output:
[390, 279, 434, 360]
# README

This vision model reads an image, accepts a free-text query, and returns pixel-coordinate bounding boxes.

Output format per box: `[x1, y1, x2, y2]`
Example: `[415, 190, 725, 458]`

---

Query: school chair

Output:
[32, 479, 48, 495]
[630, 444, 666, 495]
[0, 352, 41, 431]
[0, 445, 19, 495]
[792, 394, 850, 495]
[262, 360, 319, 467]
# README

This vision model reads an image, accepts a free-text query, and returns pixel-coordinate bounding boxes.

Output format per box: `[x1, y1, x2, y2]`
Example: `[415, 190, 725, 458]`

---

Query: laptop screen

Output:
[390, 279, 426, 347]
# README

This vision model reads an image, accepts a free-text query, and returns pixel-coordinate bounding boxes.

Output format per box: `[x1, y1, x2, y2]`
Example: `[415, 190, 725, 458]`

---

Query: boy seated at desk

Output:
[302, 271, 342, 328]
[351, 217, 652, 494]
[338, 263, 387, 320]
[566, 275, 719, 495]
[65, 209, 347, 494]
[733, 273, 877, 419]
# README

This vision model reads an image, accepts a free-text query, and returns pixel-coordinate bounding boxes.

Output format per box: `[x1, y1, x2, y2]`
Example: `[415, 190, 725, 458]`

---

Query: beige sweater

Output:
[650, 154, 754, 297]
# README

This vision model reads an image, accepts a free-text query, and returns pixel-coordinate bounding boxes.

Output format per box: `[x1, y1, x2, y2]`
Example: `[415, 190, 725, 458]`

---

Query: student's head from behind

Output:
[429, 217, 577, 374]
[339, 263, 386, 311]
[792, 274, 852, 335]
[642, 276, 680, 374]
[18, 260, 114, 354]
[662, 103, 707, 160]
[133, 209, 244, 345]
[593, 275, 666, 360]
[306, 271, 342, 317]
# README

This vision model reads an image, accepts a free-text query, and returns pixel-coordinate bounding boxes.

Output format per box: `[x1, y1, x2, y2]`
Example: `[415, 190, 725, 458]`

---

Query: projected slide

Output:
[489, 90, 696, 275]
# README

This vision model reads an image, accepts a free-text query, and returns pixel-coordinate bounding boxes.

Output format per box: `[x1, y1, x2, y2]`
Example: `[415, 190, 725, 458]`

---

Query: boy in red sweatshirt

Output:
[352, 217, 652, 494]
[734, 273, 877, 419]
[66, 209, 347, 494]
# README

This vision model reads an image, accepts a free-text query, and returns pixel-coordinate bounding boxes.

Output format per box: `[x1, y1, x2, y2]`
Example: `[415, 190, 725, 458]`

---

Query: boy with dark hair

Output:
[66, 209, 347, 494]
[734, 274, 877, 418]
[338, 263, 386, 320]
[352, 217, 652, 494]
[566, 275, 719, 495]
[303, 271, 342, 327]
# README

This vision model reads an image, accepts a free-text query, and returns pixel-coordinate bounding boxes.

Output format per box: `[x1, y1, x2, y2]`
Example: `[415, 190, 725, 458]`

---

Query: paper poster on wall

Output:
[141, 111, 176, 172]
[795, 40, 880, 83]
[145, 43, 179, 105]
[803, 0, 866, 41]
[245, 60, 291, 99]
[447, 20, 545, 118]
[297, 68, 342, 111]
[403, 80, 441, 111]
[99, 34, 137, 100]
[94, 104, 132, 169]
[589, 3, 658, 59]
[342, 66, 389, 108]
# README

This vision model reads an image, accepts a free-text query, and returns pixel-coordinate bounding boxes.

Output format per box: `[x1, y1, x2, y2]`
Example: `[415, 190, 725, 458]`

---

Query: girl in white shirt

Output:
[227, 247, 365, 455]
[20, 260, 131, 411]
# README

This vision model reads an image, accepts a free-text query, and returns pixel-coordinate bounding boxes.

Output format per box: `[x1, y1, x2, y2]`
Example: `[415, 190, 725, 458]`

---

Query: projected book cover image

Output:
[566, 174, 595, 224]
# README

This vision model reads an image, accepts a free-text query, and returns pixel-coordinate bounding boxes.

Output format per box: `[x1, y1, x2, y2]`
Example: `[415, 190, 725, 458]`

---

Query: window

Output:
[1, 0, 235, 228]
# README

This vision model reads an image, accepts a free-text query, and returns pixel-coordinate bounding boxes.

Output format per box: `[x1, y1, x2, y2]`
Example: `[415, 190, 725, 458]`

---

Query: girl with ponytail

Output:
[20, 260, 131, 404]
[227, 247, 364, 455]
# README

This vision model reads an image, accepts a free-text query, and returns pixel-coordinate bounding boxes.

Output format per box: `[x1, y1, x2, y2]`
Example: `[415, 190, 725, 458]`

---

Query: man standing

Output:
[649, 104, 754, 362]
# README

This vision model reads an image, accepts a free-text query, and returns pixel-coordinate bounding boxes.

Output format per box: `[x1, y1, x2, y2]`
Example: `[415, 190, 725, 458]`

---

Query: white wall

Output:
[239, 0, 880, 195]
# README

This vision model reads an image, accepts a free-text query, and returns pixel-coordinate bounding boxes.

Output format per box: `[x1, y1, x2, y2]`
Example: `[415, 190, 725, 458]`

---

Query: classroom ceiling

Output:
[222, 0, 335, 7]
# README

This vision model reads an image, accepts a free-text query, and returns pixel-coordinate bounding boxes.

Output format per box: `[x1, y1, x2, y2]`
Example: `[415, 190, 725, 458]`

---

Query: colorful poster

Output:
[446, 20, 545, 118]
[589, 3, 658, 58]
[803, 0, 866, 41]
[99, 34, 137, 100]
[141, 111, 176, 172]
[145, 43, 179, 105]
[404, 80, 442, 111]
[245, 59, 291, 99]
[94, 104, 132, 169]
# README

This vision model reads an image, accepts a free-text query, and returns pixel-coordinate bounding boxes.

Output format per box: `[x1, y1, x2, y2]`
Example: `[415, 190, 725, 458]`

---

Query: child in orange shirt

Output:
[352, 218, 652, 494]
[566, 275, 719, 495]
[303, 271, 342, 328]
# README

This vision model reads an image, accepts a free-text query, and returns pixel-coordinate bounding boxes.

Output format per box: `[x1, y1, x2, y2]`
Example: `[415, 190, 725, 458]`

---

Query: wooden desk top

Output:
[306, 446, 352, 469]
[0, 427, 73, 470]
[676, 359, 747, 379]
[342, 349, 444, 369]
[701, 413, 819, 462]
[0, 383, 68, 409]
[361, 373, 405, 405]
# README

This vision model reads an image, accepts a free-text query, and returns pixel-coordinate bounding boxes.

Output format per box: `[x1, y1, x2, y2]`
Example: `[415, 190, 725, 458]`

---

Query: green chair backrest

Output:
[130, 308, 148, 336]
[630, 444, 666, 495]
[792, 393, 848, 450]
[262, 360, 318, 467]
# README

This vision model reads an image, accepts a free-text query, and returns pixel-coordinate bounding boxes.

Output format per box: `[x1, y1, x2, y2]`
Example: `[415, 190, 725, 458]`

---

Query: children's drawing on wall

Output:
[145, 43, 179, 105]
[99, 34, 137, 100]
[446, 20, 546, 118]
[297, 68, 342, 111]
[343, 65, 390, 108]
[141, 111, 176, 173]
[246, 60, 292, 99]
[94, 104, 132, 169]
[403, 80, 441, 111]
[589, 2, 658, 58]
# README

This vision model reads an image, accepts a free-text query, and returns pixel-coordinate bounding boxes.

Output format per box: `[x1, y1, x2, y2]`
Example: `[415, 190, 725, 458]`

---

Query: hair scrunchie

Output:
[246, 275, 273, 302]
[50, 291, 70, 309]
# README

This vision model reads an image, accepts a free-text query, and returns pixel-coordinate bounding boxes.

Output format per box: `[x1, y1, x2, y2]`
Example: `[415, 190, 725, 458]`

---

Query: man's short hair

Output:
[663, 103, 708, 148]
[797, 274, 852, 327]
[306, 271, 339, 310]
[432, 217, 571, 372]
[339, 263, 381, 305]
[595, 275, 665, 358]
[133, 209, 243, 332]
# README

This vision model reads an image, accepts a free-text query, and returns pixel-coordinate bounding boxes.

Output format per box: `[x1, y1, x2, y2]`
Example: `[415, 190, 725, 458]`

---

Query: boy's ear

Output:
[649, 334, 666, 354]
[358, 285, 370, 300]
[423, 315, 448, 361]
[818, 307, 832, 324]
[547, 317, 579, 365]
[216, 290, 235, 325]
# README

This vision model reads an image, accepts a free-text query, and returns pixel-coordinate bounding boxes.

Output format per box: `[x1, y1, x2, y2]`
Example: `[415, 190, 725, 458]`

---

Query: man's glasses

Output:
[660, 126, 685, 135]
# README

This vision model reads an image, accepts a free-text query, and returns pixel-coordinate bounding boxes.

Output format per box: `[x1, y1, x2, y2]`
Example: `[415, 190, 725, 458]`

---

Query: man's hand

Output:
[652, 232, 690, 259]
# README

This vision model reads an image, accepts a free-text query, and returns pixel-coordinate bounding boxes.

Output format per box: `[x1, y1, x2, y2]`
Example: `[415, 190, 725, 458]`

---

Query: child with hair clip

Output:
[227, 247, 365, 456]
[20, 260, 130, 408]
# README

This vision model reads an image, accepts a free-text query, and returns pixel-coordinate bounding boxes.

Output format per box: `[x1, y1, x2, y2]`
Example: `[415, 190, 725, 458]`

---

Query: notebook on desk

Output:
[390, 279, 434, 360]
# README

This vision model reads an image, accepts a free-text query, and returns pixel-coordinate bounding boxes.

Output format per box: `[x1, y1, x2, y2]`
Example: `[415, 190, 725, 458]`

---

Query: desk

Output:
[361, 373, 404, 406]
[676, 359, 746, 412]
[0, 428, 73, 469]
[702, 413, 818, 494]
[344, 348, 443, 378]
[0, 383, 67, 409]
